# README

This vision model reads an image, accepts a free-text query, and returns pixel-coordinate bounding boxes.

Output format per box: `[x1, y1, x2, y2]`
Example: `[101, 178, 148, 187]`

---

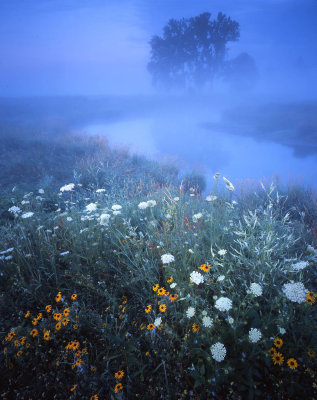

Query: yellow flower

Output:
[192, 323, 200, 332]
[44, 331, 50, 341]
[75, 358, 83, 366]
[36, 313, 43, 320]
[63, 308, 70, 316]
[287, 358, 298, 370]
[55, 292, 62, 302]
[145, 351, 149, 356]
[53, 313, 62, 321]
[268, 347, 277, 356]
[114, 370, 125, 380]
[158, 287, 166, 296]
[62, 318, 70, 326]
[70, 384, 77, 392]
[200, 264, 211, 272]
[14, 339, 19, 347]
[114, 383, 123, 393]
[16, 350, 23, 357]
[25, 310, 30, 318]
[152, 284, 159, 292]
[72, 341, 80, 350]
[306, 291, 316, 305]
[20, 337, 26, 346]
[169, 294, 178, 302]
[273, 338, 283, 349]
[91, 366, 97, 372]
[73, 324, 78, 330]
[145, 305, 152, 314]
[147, 323, 155, 331]
[71, 293, 77, 300]
[5, 331, 15, 341]
[159, 304, 167, 313]
[272, 352, 284, 366]
[81, 348, 88, 354]
[45, 305, 52, 313]
[90, 395, 98, 400]
[55, 322, 62, 331]
[32, 318, 38, 326]
[30, 329, 38, 338]
[307, 349, 315, 358]
[167, 276, 173, 284]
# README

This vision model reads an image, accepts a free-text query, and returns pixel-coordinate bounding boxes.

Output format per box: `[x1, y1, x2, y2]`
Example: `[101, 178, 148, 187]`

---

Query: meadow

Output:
[0, 134, 316, 399]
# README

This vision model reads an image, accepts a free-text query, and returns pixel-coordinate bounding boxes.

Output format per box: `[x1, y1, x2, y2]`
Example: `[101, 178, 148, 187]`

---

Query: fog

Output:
[1, 0, 317, 191]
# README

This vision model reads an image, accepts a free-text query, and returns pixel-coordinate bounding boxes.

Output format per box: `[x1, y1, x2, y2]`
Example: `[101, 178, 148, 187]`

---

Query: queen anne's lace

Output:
[210, 342, 226, 362]
[282, 282, 307, 303]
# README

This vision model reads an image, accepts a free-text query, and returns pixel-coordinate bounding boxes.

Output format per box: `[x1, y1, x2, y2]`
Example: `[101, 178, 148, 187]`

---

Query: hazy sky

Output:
[1, 0, 317, 96]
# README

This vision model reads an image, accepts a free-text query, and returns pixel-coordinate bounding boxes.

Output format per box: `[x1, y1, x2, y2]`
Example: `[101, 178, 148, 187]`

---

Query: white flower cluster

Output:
[190, 271, 204, 285]
[250, 283, 263, 297]
[192, 213, 203, 223]
[60, 183, 75, 192]
[100, 213, 111, 226]
[215, 297, 232, 312]
[154, 317, 162, 327]
[111, 204, 122, 211]
[249, 328, 262, 343]
[8, 206, 21, 216]
[138, 200, 157, 210]
[210, 342, 226, 362]
[96, 188, 106, 193]
[85, 203, 97, 212]
[290, 261, 309, 271]
[161, 254, 175, 264]
[205, 195, 217, 202]
[218, 249, 227, 256]
[282, 282, 307, 303]
[223, 177, 234, 191]
[202, 316, 213, 328]
[21, 212, 34, 219]
[186, 307, 195, 318]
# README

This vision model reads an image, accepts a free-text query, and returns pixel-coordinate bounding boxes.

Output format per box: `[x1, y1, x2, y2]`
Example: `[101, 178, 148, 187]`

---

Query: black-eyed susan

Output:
[192, 323, 200, 332]
[159, 304, 167, 313]
[16, 350, 23, 357]
[45, 305, 52, 313]
[53, 313, 62, 321]
[145, 351, 149, 356]
[114, 370, 124, 380]
[273, 338, 283, 349]
[200, 264, 211, 272]
[307, 349, 315, 358]
[169, 294, 178, 302]
[90, 395, 98, 400]
[152, 284, 159, 292]
[72, 341, 80, 350]
[268, 347, 277, 356]
[81, 348, 88, 354]
[30, 329, 38, 338]
[14, 339, 19, 347]
[147, 323, 155, 331]
[167, 276, 173, 284]
[158, 287, 166, 296]
[5, 331, 15, 341]
[287, 358, 298, 370]
[55, 292, 62, 302]
[73, 324, 78, 330]
[3, 347, 8, 355]
[62, 318, 69, 326]
[70, 384, 77, 392]
[145, 305, 152, 314]
[63, 308, 70, 316]
[75, 358, 83, 366]
[20, 336, 26, 346]
[306, 291, 316, 305]
[114, 383, 123, 393]
[25, 310, 30, 318]
[55, 322, 62, 331]
[32, 318, 38, 326]
[71, 293, 77, 301]
[43, 331, 50, 341]
[272, 352, 284, 366]
[36, 312, 43, 320]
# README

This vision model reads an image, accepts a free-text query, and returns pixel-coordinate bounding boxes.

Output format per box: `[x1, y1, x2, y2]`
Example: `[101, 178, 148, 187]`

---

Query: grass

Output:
[0, 134, 316, 399]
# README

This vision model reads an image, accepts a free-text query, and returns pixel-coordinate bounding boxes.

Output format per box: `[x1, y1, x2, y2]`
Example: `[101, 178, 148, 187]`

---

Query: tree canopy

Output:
[147, 12, 240, 90]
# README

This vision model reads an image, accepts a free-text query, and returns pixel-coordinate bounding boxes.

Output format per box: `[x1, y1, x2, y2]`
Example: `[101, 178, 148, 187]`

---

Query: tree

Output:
[147, 12, 240, 90]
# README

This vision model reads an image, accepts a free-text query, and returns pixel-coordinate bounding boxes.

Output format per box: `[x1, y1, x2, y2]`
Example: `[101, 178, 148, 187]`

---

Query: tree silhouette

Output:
[148, 12, 240, 90]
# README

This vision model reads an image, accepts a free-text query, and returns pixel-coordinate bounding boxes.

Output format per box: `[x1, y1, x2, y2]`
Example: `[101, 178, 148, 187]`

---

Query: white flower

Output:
[202, 316, 213, 328]
[249, 328, 262, 343]
[282, 282, 307, 303]
[228, 317, 234, 324]
[173, 197, 179, 201]
[96, 188, 106, 193]
[138, 201, 148, 210]
[100, 213, 111, 225]
[218, 249, 227, 256]
[66, 217, 73, 222]
[8, 206, 21, 216]
[21, 200, 29, 205]
[250, 283, 263, 297]
[60, 251, 70, 256]
[290, 261, 309, 271]
[278, 327, 286, 335]
[190, 271, 204, 285]
[85, 203, 97, 213]
[113, 211, 121, 216]
[170, 283, 177, 288]
[223, 177, 234, 191]
[206, 195, 217, 202]
[213, 172, 220, 180]
[60, 183, 75, 192]
[111, 204, 122, 211]
[186, 307, 195, 318]
[147, 200, 157, 208]
[21, 212, 34, 219]
[210, 342, 226, 362]
[192, 213, 203, 223]
[38, 189, 44, 194]
[232, 200, 238, 205]
[154, 317, 162, 327]
[215, 297, 232, 312]
[217, 275, 225, 281]
[188, 249, 194, 254]
[161, 254, 175, 264]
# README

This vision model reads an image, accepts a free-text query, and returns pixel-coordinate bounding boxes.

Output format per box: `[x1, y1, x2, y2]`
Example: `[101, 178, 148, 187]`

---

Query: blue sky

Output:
[1, 0, 316, 96]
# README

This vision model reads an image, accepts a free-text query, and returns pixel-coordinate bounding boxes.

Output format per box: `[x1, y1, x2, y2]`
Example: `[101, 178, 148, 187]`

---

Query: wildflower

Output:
[55, 292, 62, 302]
[73, 324, 78, 330]
[111, 204, 122, 211]
[138, 201, 148, 210]
[4, 347, 8, 354]
[291, 261, 309, 271]
[100, 213, 111, 225]
[205, 195, 217, 202]
[21, 212, 34, 219]
[60, 251, 69, 256]
[272, 352, 284, 366]
[274, 338, 283, 349]
[45, 305, 52, 313]
[8, 206, 21, 216]
[282, 282, 307, 304]
[90, 395, 98, 400]
[96, 188, 105, 193]
[192, 213, 203, 223]
[161, 254, 175, 264]
[250, 283, 263, 297]
[114, 383, 123, 393]
[75, 359, 83, 366]
[85, 203, 97, 212]
[202, 316, 213, 328]
[145, 305, 152, 314]
[192, 323, 200, 332]
[200, 264, 211, 272]
[307, 350, 315, 358]
[147, 200, 157, 207]
[169, 293, 178, 302]
[147, 323, 155, 331]
[17, 350, 23, 357]
[159, 304, 167, 313]
[152, 284, 159, 292]
[167, 276, 173, 283]
[70, 384, 77, 392]
[71, 293, 77, 300]
[249, 328, 262, 343]
[62, 318, 70, 326]
[53, 313, 62, 321]
[173, 197, 179, 201]
[63, 308, 70, 316]
[217, 275, 225, 281]
[157, 287, 166, 296]
[186, 307, 195, 318]
[268, 348, 277, 356]
[114, 370, 125, 380]
[190, 271, 204, 285]
[306, 291, 316, 305]
[287, 358, 298, 370]
[210, 342, 226, 362]
[60, 183, 75, 192]
[154, 317, 162, 327]
[223, 177, 234, 191]
[72, 341, 80, 350]
[32, 318, 38, 326]
[145, 351, 150, 356]
[55, 322, 62, 331]
[215, 297, 232, 312]
[30, 329, 38, 338]
[214, 172, 220, 180]
[218, 249, 227, 256]
[91, 366, 97, 372]
[14, 339, 19, 347]
[44, 331, 50, 341]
